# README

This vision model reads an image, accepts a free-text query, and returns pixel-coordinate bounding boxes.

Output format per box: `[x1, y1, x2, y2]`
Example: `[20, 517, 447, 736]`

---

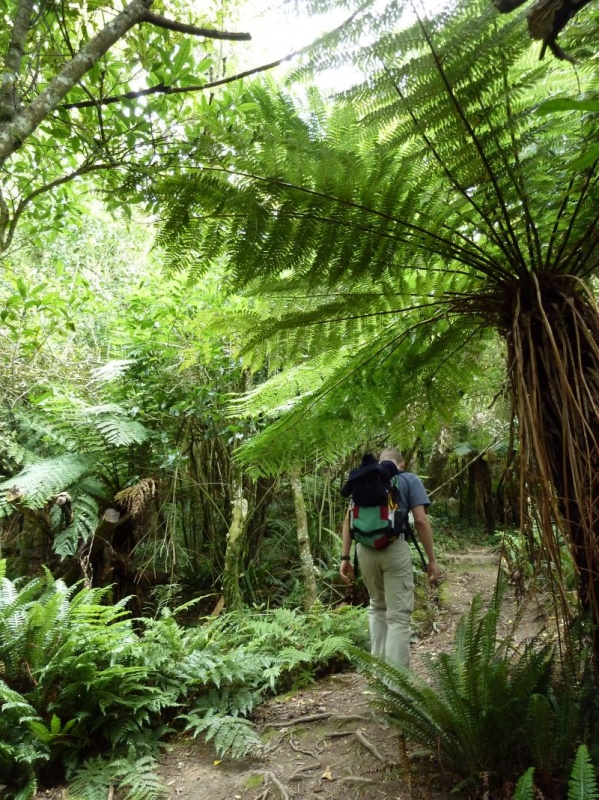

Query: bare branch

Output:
[61, 51, 304, 110]
[142, 11, 250, 41]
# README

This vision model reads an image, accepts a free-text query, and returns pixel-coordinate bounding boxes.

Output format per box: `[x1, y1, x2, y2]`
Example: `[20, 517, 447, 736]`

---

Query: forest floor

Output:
[154, 548, 549, 800]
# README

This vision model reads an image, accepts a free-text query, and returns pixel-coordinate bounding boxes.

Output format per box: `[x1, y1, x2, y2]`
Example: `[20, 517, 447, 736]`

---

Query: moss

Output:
[244, 773, 265, 789]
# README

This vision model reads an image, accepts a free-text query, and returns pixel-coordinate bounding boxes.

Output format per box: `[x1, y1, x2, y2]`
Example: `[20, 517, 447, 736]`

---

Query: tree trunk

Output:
[472, 457, 495, 534]
[290, 468, 318, 610]
[505, 273, 599, 661]
[222, 478, 248, 612]
[426, 428, 451, 493]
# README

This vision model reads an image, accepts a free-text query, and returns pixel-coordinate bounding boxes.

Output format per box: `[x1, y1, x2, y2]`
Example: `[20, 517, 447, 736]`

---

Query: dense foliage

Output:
[0, 558, 368, 798]
[2, 0, 599, 796]
[150, 0, 599, 662]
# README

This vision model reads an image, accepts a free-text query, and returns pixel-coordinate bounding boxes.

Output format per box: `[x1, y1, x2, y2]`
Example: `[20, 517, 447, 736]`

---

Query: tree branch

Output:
[142, 11, 250, 41]
[0, 0, 153, 163]
[0, 185, 9, 251]
[1, 160, 117, 253]
[61, 51, 304, 110]
[0, 0, 36, 123]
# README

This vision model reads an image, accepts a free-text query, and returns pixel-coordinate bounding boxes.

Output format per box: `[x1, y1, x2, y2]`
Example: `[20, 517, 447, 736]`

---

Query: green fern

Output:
[350, 591, 555, 790]
[150, 0, 599, 476]
[68, 753, 167, 800]
[0, 454, 95, 516]
[0, 563, 367, 795]
[512, 767, 535, 800]
[568, 745, 599, 800]
[181, 711, 263, 759]
[53, 493, 99, 557]
[513, 744, 599, 800]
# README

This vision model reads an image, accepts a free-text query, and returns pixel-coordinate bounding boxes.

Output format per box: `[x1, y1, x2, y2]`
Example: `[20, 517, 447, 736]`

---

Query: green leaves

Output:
[148, 0, 599, 472]
[568, 745, 599, 800]
[350, 590, 556, 791]
[0, 564, 367, 796]
[536, 99, 599, 115]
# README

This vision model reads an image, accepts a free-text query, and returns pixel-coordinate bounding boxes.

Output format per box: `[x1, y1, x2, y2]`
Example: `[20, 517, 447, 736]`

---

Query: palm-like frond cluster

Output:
[0, 560, 367, 798]
[0, 393, 153, 560]
[152, 0, 599, 652]
[151, 0, 599, 473]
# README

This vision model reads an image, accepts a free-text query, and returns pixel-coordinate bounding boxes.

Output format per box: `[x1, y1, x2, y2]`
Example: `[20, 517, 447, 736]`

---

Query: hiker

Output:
[339, 447, 442, 669]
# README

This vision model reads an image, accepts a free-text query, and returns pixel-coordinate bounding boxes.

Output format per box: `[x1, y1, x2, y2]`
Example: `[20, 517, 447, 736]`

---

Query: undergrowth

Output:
[352, 579, 599, 798]
[0, 559, 368, 800]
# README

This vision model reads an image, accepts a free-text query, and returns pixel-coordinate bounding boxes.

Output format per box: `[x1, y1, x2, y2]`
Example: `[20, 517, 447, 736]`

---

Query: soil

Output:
[154, 550, 547, 800]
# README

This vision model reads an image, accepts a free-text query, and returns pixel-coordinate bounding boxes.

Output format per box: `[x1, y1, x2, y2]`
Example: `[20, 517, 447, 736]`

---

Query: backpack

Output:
[341, 454, 410, 550]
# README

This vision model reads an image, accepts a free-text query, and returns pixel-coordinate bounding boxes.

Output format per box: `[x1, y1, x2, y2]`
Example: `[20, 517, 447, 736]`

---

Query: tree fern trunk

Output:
[290, 468, 318, 610]
[505, 273, 599, 661]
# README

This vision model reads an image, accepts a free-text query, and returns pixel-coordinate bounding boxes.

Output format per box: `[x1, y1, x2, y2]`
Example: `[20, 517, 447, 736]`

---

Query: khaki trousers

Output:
[356, 538, 414, 668]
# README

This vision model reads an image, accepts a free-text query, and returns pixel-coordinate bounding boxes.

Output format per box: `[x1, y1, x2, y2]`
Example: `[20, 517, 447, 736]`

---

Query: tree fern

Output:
[0, 454, 95, 516]
[153, 0, 599, 694]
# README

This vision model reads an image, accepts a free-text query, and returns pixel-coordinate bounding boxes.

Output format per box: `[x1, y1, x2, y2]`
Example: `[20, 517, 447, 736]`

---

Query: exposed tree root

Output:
[354, 730, 385, 761]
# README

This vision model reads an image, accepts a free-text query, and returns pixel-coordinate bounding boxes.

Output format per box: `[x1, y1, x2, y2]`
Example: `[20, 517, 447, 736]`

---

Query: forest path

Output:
[158, 550, 546, 800]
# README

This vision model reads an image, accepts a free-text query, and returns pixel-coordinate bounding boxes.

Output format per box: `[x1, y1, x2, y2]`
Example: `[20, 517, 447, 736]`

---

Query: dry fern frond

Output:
[114, 478, 157, 518]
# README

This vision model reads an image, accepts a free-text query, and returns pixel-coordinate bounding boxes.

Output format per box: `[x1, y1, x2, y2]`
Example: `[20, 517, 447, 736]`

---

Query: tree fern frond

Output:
[90, 413, 150, 448]
[89, 360, 135, 385]
[53, 493, 99, 558]
[0, 454, 95, 514]
[232, 312, 494, 473]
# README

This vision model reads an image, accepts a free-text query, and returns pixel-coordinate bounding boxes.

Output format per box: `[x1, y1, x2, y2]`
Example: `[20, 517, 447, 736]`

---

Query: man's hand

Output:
[340, 559, 354, 585]
[426, 559, 443, 586]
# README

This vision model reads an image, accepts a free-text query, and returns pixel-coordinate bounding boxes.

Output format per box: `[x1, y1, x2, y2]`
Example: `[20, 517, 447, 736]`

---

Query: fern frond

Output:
[183, 711, 263, 759]
[149, 0, 599, 471]
[89, 360, 135, 385]
[53, 493, 99, 557]
[0, 454, 95, 514]
[114, 479, 156, 518]
[513, 767, 535, 800]
[568, 745, 599, 800]
[69, 753, 167, 800]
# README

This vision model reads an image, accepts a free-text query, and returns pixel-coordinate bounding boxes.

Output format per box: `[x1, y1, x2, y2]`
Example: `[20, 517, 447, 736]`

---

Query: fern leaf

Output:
[0, 454, 95, 513]
[568, 745, 599, 800]
[184, 711, 263, 759]
[513, 767, 536, 800]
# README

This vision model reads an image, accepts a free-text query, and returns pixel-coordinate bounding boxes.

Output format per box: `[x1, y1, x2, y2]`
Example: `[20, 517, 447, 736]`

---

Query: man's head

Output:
[380, 447, 404, 469]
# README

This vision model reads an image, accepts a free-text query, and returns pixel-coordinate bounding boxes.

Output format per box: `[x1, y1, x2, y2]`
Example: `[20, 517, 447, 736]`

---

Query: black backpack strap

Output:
[397, 473, 427, 571]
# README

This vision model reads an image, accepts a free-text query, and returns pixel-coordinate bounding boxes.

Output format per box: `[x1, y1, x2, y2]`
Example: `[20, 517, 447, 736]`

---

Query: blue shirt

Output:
[393, 471, 430, 511]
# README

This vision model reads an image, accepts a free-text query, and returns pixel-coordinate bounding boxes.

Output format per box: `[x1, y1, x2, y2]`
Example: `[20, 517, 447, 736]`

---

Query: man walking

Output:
[339, 447, 442, 669]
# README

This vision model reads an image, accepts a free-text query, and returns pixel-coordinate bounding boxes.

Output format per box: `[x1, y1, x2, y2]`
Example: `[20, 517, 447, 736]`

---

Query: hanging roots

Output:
[453, 272, 599, 657]
[509, 274, 599, 638]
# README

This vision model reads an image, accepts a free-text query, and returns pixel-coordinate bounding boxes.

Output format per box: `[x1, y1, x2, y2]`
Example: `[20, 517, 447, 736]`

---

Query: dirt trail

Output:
[157, 552, 545, 800]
